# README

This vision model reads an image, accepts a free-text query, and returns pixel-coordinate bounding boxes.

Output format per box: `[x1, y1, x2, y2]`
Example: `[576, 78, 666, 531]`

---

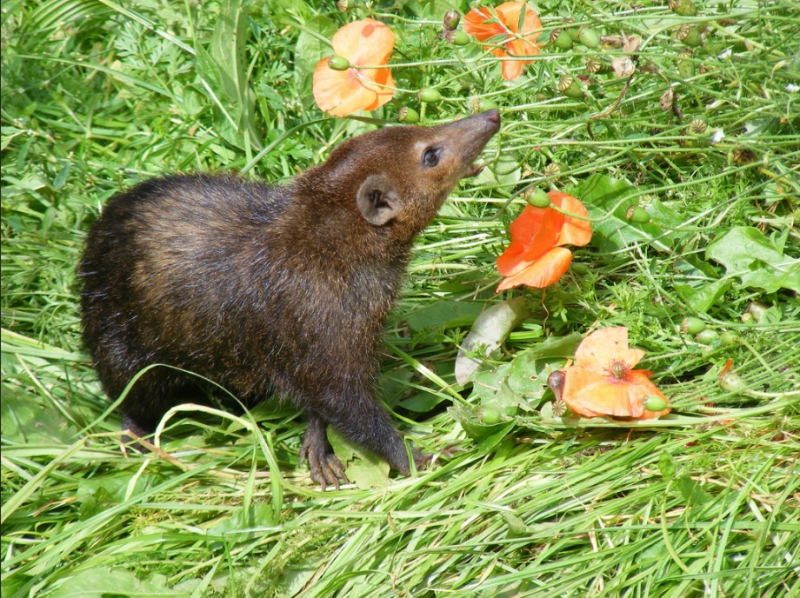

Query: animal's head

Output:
[316, 110, 500, 239]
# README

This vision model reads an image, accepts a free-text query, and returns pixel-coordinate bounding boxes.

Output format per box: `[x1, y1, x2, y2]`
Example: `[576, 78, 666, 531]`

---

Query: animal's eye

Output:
[422, 147, 441, 167]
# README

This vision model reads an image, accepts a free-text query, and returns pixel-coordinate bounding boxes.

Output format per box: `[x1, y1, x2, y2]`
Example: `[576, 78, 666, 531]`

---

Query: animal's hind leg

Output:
[299, 412, 348, 489]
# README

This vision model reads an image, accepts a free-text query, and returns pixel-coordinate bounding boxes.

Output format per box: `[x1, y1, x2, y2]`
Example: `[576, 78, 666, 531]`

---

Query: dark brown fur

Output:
[79, 110, 500, 486]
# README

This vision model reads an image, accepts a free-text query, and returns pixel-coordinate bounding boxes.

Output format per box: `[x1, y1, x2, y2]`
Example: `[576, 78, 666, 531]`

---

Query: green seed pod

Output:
[682, 317, 707, 335]
[719, 371, 747, 393]
[559, 75, 584, 98]
[526, 188, 551, 208]
[452, 31, 470, 46]
[551, 29, 574, 50]
[720, 331, 740, 346]
[626, 206, 649, 223]
[689, 119, 708, 135]
[669, 0, 698, 17]
[480, 407, 501, 425]
[585, 57, 608, 74]
[578, 27, 601, 48]
[677, 49, 695, 78]
[696, 329, 719, 345]
[398, 106, 419, 123]
[543, 162, 561, 178]
[327, 55, 351, 71]
[747, 301, 769, 323]
[418, 88, 442, 103]
[644, 395, 668, 412]
[677, 25, 703, 47]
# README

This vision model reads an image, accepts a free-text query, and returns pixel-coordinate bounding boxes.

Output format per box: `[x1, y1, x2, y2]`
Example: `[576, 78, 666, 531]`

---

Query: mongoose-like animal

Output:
[79, 110, 500, 486]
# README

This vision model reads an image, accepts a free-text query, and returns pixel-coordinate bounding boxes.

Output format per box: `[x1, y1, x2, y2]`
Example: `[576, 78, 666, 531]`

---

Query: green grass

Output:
[2, 0, 799, 596]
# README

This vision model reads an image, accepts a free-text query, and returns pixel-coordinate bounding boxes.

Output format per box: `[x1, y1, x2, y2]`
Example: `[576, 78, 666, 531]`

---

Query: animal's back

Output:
[80, 173, 400, 428]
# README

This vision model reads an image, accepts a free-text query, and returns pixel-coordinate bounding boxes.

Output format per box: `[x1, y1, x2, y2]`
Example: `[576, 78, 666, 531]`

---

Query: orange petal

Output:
[496, 205, 546, 276]
[501, 56, 526, 81]
[463, 7, 507, 41]
[359, 67, 395, 111]
[496, 247, 573, 291]
[312, 61, 377, 116]
[562, 366, 670, 419]
[520, 207, 564, 262]
[496, 1, 542, 36]
[562, 366, 635, 418]
[627, 370, 670, 419]
[574, 327, 645, 373]
[505, 37, 540, 59]
[332, 19, 394, 67]
[549, 192, 592, 247]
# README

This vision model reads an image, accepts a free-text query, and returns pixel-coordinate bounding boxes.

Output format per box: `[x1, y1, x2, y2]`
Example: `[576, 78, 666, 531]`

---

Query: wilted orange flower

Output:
[313, 19, 395, 117]
[562, 327, 670, 420]
[463, 2, 543, 81]
[496, 191, 591, 291]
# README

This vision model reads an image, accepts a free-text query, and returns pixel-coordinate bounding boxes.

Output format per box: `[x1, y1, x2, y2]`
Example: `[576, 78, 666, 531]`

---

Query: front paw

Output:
[299, 428, 348, 489]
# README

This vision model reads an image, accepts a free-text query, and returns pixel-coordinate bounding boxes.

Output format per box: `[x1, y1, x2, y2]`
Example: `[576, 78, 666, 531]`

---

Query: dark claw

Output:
[299, 417, 348, 490]
[121, 413, 151, 454]
[412, 449, 433, 472]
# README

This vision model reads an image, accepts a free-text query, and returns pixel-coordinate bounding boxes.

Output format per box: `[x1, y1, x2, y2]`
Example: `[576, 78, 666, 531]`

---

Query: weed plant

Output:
[2, 0, 798, 597]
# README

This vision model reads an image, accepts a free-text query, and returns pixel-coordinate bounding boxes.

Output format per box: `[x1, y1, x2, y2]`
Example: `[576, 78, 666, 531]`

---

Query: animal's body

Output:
[79, 110, 500, 486]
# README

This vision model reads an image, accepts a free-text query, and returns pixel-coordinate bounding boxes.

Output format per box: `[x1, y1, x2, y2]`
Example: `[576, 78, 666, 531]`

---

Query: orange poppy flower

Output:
[562, 327, 670, 420]
[463, 2, 543, 81]
[496, 191, 591, 291]
[313, 19, 395, 117]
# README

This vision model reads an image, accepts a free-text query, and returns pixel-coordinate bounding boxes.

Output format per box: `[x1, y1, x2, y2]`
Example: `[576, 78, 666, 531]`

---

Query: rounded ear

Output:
[357, 174, 400, 226]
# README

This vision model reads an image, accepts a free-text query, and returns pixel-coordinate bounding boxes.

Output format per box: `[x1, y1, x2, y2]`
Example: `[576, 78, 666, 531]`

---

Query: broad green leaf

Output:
[675, 278, 732, 313]
[706, 226, 800, 293]
[406, 300, 484, 333]
[577, 174, 680, 252]
[1, 383, 78, 444]
[51, 567, 196, 598]
[294, 16, 337, 94]
[448, 403, 513, 442]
